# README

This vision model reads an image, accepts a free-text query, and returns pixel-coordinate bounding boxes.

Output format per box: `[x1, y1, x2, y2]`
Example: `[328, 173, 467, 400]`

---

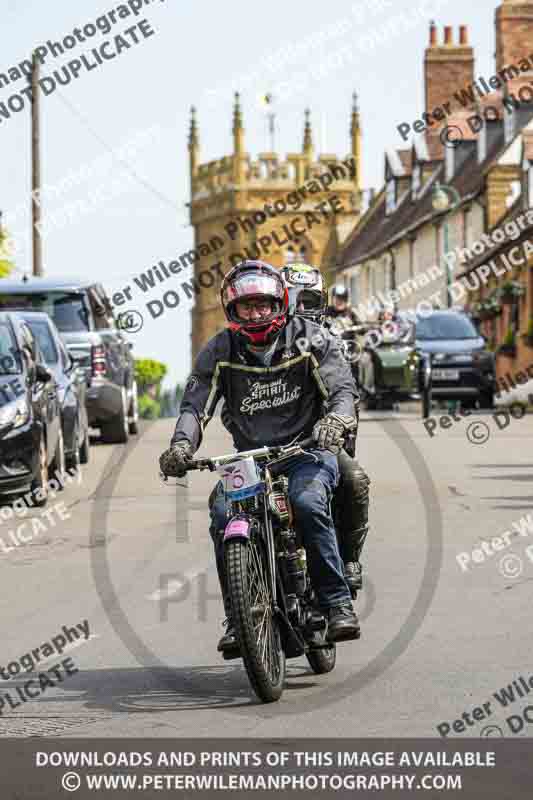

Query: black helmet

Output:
[331, 285, 349, 303]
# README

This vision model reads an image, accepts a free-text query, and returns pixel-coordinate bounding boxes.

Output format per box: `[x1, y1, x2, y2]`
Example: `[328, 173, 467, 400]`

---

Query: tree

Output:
[134, 358, 167, 419]
[135, 358, 167, 394]
[0, 226, 15, 278]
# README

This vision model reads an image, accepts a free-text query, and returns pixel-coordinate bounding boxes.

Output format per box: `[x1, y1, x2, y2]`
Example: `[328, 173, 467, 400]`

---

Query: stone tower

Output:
[188, 93, 362, 358]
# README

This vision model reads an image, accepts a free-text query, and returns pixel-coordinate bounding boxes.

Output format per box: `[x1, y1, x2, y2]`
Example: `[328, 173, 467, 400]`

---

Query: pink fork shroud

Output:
[223, 518, 251, 541]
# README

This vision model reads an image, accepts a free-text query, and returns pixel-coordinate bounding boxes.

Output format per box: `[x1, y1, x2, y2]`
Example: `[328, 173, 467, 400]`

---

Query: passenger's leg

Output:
[287, 451, 360, 641]
[337, 451, 370, 594]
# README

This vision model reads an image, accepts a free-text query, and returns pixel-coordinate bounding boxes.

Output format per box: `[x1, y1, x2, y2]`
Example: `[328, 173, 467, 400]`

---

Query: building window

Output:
[386, 179, 396, 215]
[529, 165, 533, 206]
[412, 165, 421, 200]
[350, 274, 358, 306]
[370, 262, 377, 297]
[445, 145, 454, 183]
[504, 107, 514, 144]
[408, 237, 416, 278]
[435, 223, 442, 266]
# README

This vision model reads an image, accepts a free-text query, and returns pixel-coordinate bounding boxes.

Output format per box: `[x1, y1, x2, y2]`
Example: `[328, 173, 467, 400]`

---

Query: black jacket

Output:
[172, 317, 358, 453]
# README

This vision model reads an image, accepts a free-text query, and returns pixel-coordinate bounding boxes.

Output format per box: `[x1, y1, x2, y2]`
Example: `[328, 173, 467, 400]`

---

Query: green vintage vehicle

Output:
[356, 316, 424, 411]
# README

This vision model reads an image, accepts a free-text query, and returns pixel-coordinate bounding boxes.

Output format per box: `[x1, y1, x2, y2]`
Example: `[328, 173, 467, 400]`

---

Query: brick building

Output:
[337, 0, 533, 351]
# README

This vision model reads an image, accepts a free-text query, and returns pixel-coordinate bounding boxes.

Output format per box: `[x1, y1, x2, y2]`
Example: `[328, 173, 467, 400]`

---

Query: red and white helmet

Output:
[220, 260, 289, 345]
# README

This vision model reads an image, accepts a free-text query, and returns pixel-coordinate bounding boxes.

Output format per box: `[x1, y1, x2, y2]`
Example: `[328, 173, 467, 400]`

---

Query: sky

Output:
[0, 0, 502, 387]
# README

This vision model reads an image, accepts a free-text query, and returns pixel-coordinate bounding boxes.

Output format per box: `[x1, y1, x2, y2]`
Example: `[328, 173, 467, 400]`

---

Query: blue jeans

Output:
[208, 449, 352, 613]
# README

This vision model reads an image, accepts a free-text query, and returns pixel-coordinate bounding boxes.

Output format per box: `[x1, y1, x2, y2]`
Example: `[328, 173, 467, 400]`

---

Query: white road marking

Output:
[147, 568, 205, 602]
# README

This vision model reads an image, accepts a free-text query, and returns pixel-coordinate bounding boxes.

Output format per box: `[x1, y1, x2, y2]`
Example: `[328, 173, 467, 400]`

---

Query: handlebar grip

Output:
[298, 436, 316, 449]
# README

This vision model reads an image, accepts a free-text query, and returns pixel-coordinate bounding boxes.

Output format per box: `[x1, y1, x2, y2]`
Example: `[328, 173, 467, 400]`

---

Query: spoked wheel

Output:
[225, 535, 286, 703]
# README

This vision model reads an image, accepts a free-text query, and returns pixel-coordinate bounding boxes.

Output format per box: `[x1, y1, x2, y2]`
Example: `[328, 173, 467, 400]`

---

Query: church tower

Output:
[188, 94, 362, 358]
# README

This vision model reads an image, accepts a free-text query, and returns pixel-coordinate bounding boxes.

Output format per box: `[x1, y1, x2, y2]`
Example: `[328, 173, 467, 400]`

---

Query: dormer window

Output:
[411, 164, 421, 200]
[386, 178, 396, 215]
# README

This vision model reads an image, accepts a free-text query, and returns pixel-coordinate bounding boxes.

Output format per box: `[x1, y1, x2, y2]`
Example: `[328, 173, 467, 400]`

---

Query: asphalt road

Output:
[0, 408, 531, 739]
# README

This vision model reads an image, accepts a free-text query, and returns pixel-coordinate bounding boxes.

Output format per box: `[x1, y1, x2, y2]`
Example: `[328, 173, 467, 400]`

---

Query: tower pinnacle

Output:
[303, 108, 313, 158]
[233, 91, 244, 155]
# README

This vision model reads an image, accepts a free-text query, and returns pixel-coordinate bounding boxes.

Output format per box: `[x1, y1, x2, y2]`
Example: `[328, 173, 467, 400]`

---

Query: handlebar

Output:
[160, 435, 317, 479]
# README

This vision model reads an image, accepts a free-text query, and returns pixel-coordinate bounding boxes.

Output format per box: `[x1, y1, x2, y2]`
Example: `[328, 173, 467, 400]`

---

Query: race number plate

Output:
[218, 457, 263, 500]
[432, 368, 459, 381]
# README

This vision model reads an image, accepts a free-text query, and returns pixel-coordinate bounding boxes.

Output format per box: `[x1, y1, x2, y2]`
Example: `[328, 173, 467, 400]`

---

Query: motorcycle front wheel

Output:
[225, 534, 286, 703]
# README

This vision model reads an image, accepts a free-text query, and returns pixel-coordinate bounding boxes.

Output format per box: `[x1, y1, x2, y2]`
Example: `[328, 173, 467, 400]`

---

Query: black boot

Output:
[344, 561, 363, 597]
[326, 604, 361, 642]
[217, 617, 240, 658]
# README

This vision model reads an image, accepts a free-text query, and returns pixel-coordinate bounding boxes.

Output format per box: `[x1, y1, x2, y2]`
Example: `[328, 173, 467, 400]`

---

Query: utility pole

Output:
[31, 50, 43, 277]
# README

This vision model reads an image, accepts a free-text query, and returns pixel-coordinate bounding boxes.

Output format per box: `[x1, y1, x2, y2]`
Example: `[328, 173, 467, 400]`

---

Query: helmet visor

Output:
[288, 287, 324, 316]
[224, 273, 283, 305]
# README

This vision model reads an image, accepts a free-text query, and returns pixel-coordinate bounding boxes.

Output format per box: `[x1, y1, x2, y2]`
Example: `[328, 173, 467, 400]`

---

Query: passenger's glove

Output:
[159, 441, 193, 478]
[312, 413, 357, 455]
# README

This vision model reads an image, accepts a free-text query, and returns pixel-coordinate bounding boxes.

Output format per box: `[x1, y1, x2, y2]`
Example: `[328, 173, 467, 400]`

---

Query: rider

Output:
[281, 263, 370, 598]
[326, 285, 362, 333]
[159, 260, 361, 655]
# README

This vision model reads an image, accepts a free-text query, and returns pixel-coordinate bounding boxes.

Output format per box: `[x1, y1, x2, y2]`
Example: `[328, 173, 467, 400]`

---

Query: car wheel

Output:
[128, 381, 139, 435]
[50, 425, 66, 490]
[66, 423, 81, 472]
[422, 386, 433, 419]
[31, 437, 49, 508]
[461, 398, 477, 411]
[378, 395, 395, 411]
[79, 424, 90, 464]
[479, 391, 494, 410]
[101, 388, 129, 445]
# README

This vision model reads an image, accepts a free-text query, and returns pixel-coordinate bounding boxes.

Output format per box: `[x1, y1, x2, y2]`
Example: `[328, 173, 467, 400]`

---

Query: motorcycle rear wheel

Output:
[226, 536, 286, 703]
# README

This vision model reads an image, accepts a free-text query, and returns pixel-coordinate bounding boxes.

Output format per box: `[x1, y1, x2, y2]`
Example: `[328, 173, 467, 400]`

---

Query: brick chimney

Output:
[424, 22, 474, 117]
[495, 0, 533, 73]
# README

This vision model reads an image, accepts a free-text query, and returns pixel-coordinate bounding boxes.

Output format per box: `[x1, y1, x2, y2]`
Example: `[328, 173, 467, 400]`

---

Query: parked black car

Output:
[0, 312, 63, 505]
[414, 310, 496, 409]
[0, 277, 138, 444]
[18, 311, 90, 470]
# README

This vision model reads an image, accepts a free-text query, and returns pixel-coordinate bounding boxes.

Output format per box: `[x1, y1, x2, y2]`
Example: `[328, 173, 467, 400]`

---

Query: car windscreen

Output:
[416, 314, 479, 340]
[0, 292, 91, 332]
[0, 322, 21, 374]
[24, 319, 59, 365]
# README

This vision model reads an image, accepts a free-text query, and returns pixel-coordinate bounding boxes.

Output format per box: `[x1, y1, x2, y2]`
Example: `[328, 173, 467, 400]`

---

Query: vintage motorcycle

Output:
[163, 437, 342, 704]
[354, 321, 421, 411]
